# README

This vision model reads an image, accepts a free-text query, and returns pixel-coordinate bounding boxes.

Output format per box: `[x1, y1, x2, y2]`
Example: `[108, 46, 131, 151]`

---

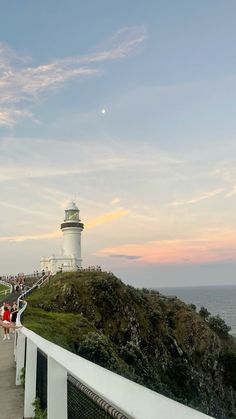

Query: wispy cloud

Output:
[0, 230, 61, 243]
[212, 166, 235, 184]
[0, 159, 131, 182]
[99, 229, 236, 265]
[86, 210, 129, 229]
[109, 254, 141, 260]
[225, 186, 236, 198]
[111, 197, 121, 205]
[169, 188, 224, 207]
[0, 138, 182, 183]
[0, 209, 129, 242]
[0, 201, 51, 218]
[0, 109, 37, 126]
[0, 26, 146, 127]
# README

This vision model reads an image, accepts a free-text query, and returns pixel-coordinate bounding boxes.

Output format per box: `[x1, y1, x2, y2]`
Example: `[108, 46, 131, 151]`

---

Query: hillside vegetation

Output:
[23, 271, 236, 418]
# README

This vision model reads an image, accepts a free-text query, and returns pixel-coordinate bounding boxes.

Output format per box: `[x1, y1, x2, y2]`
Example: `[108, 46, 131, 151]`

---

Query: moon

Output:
[101, 109, 106, 114]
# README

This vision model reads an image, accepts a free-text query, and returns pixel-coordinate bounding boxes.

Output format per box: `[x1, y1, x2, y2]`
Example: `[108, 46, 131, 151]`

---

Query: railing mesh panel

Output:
[67, 375, 128, 419]
[36, 349, 48, 411]
[24, 338, 27, 369]
[18, 299, 25, 309]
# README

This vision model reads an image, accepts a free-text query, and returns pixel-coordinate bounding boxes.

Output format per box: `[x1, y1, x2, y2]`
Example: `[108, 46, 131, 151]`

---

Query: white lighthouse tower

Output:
[40, 201, 84, 273]
[61, 201, 84, 268]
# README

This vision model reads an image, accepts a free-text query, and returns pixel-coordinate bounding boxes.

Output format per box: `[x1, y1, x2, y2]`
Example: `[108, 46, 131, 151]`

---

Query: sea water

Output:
[159, 285, 236, 336]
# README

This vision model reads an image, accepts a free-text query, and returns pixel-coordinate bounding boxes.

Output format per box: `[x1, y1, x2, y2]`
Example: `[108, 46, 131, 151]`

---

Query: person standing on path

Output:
[2, 305, 11, 340]
[11, 302, 18, 328]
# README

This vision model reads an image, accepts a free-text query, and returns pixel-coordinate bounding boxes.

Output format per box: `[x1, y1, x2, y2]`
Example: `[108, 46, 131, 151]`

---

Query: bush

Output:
[208, 315, 231, 338]
[120, 342, 152, 380]
[77, 331, 124, 373]
[20, 367, 25, 388]
[199, 306, 210, 320]
[141, 288, 150, 294]
[149, 309, 162, 328]
[220, 350, 236, 389]
[32, 398, 47, 419]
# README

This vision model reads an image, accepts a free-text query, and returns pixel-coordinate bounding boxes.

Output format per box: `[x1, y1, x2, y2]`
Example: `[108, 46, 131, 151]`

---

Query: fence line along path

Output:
[0, 335, 24, 419]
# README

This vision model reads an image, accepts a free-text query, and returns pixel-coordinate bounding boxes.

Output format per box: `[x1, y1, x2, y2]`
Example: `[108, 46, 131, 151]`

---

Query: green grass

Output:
[23, 307, 95, 352]
[0, 284, 10, 295]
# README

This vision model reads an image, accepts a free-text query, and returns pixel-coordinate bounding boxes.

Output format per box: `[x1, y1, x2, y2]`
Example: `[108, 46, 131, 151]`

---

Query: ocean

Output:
[159, 285, 236, 337]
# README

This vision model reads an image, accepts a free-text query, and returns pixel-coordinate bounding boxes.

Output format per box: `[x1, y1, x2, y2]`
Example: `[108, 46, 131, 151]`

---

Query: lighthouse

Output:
[40, 201, 84, 273]
[61, 201, 84, 267]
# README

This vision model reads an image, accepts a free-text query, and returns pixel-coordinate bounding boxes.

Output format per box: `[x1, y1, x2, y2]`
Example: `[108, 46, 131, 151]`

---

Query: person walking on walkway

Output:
[11, 302, 18, 328]
[2, 306, 11, 340]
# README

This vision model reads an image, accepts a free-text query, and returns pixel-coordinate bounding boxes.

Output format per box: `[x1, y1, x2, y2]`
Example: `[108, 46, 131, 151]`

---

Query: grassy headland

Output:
[23, 271, 236, 418]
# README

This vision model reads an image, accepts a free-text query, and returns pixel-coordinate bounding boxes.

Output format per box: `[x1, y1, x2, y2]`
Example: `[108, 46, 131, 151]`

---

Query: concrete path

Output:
[0, 332, 24, 419]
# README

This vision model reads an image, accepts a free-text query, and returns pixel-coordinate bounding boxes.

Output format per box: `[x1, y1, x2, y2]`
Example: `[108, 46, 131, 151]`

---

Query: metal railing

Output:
[0, 279, 13, 297]
[17, 273, 51, 308]
[14, 277, 214, 419]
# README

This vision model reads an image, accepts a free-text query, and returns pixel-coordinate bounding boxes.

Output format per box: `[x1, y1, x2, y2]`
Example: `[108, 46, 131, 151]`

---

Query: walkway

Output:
[0, 333, 24, 419]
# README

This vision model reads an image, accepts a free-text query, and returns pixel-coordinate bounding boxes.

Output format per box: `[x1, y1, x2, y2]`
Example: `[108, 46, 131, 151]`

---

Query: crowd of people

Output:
[0, 301, 18, 340]
[0, 273, 25, 293]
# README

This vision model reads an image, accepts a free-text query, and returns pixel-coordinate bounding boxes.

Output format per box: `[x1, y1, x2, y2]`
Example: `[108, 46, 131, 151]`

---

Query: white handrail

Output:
[0, 279, 13, 295]
[16, 273, 51, 309]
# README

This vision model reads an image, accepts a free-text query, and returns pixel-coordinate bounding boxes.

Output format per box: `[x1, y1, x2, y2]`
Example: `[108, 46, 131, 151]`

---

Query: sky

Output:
[0, 1, 236, 287]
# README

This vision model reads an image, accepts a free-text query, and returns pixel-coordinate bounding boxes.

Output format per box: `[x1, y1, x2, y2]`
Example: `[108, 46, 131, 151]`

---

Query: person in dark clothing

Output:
[11, 302, 18, 326]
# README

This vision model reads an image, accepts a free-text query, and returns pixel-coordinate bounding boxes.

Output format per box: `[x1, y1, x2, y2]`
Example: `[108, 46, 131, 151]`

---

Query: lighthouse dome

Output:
[64, 201, 80, 222]
[66, 201, 79, 211]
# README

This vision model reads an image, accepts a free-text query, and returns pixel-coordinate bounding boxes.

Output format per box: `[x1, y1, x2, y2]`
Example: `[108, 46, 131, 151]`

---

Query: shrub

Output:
[32, 398, 47, 419]
[77, 332, 124, 373]
[220, 350, 236, 389]
[199, 306, 210, 320]
[208, 315, 231, 338]
[120, 341, 152, 380]
[20, 367, 25, 388]
[149, 309, 162, 328]
[141, 288, 150, 294]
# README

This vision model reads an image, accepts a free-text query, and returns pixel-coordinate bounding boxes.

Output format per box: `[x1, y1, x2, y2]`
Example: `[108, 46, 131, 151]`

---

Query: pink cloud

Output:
[99, 230, 236, 265]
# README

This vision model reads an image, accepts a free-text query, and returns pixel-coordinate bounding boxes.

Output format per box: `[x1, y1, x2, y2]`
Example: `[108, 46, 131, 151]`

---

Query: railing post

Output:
[24, 339, 37, 419]
[15, 332, 26, 385]
[48, 357, 67, 419]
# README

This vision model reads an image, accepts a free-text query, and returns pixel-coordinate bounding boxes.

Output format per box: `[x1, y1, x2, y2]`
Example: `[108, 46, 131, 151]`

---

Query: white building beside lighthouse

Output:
[40, 201, 84, 273]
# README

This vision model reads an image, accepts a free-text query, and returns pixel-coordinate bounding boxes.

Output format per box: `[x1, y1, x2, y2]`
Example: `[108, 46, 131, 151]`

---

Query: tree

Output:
[208, 315, 231, 338]
[199, 306, 210, 320]
[189, 303, 196, 311]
